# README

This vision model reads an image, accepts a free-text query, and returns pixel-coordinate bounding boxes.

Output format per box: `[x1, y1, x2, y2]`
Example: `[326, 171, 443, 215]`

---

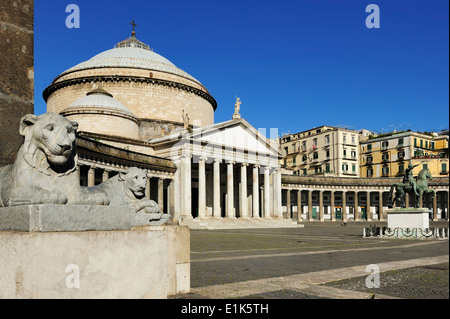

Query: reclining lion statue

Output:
[0, 113, 109, 206]
[96, 167, 170, 224]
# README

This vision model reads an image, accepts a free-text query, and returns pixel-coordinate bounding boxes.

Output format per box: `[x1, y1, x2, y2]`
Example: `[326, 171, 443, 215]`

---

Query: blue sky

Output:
[34, 0, 449, 137]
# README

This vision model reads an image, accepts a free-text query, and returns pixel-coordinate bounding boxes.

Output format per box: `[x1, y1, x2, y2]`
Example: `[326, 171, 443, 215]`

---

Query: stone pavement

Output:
[173, 220, 449, 299]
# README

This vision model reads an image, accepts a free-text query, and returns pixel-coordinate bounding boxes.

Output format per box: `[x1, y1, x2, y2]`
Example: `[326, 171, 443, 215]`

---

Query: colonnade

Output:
[175, 155, 282, 222]
[282, 188, 450, 222]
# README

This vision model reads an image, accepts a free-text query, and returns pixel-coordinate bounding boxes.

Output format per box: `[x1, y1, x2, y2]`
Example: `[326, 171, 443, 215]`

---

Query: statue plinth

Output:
[0, 204, 170, 232]
[232, 113, 241, 120]
[387, 207, 431, 229]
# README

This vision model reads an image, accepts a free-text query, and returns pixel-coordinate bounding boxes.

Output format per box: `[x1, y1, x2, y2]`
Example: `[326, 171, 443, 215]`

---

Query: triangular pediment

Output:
[150, 119, 282, 163]
[196, 121, 275, 156]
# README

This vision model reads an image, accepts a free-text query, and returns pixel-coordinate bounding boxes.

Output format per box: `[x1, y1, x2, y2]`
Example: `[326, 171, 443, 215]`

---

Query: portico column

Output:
[342, 191, 347, 221]
[367, 191, 372, 221]
[264, 167, 271, 218]
[252, 165, 260, 218]
[198, 157, 207, 218]
[87, 166, 95, 187]
[378, 191, 384, 221]
[433, 190, 437, 221]
[226, 161, 235, 218]
[308, 190, 313, 221]
[213, 159, 221, 218]
[286, 189, 291, 219]
[158, 178, 164, 214]
[180, 155, 192, 219]
[274, 169, 282, 219]
[102, 169, 110, 182]
[297, 190, 303, 221]
[354, 191, 359, 221]
[330, 191, 336, 221]
[318, 190, 324, 221]
[240, 163, 249, 218]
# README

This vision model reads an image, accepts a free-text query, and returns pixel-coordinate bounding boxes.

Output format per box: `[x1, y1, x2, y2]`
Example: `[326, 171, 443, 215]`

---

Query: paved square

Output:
[180, 221, 449, 299]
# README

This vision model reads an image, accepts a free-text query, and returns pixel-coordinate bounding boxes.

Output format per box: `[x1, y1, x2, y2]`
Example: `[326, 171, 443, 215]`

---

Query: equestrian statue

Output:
[389, 162, 436, 208]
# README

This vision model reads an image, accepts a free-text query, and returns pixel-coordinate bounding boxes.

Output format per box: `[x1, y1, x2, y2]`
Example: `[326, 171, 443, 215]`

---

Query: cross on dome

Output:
[130, 20, 138, 37]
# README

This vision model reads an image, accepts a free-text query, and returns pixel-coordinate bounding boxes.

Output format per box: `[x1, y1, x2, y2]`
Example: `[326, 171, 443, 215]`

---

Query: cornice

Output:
[43, 75, 218, 110]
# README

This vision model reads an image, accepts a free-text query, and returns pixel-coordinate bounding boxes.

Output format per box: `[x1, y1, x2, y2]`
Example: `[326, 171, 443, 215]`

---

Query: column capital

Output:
[253, 164, 260, 169]
[241, 162, 249, 167]
[213, 158, 222, 163]
[199, 156, 208, 162]
[226, 160, 235, 165]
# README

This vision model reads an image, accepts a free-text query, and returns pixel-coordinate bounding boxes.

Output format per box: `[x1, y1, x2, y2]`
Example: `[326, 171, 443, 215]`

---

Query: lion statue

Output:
[96, 167, 170, 223]
[0, 113, 110, 207]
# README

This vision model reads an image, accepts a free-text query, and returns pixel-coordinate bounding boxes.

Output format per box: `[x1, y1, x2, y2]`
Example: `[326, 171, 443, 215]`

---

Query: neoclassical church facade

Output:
[43, 30, 290, 228]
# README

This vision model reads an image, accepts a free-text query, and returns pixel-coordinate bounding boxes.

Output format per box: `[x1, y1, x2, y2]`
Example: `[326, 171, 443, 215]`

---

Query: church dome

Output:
[44, 31, 217, 139]
[59, 38, 202, 86]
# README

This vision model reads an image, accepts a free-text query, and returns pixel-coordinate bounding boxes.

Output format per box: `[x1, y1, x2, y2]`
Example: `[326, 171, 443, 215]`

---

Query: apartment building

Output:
[360, 131, 448, 178]
[280, 126, 360, 177]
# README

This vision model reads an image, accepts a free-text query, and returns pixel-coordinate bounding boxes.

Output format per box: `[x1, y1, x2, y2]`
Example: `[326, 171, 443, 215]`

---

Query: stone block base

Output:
[0, 205, 170, 232]
[0, 225, 190, 298]
[387, 208, 431, 229]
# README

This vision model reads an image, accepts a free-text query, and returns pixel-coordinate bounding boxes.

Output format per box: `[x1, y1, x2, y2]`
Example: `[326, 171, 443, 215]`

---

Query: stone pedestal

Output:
[0, 205, 190, 298]
[387, 208, 431, 229]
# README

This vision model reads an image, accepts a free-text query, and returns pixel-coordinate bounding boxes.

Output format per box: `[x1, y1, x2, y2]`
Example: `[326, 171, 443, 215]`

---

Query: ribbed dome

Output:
[67, 89, 135, 116]
[59, 36, 202, 85]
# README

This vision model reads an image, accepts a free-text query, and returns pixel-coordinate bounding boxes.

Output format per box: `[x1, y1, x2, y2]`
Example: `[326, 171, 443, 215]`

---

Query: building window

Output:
[325, 149, 330, 159]
[423, 163, 428, 170]
[343, 135, 347, 144]
[351, 150, 357, 159]
[382, 153, 389, 161]
[313, 152, 319, 160]
[382, 141, 389, 150]
[367, 168, 373, 177]
[312, 138, 318, 149]
[367, 144, 372, 152]
[342, 163, 349, 173]
[382, 166, 389, 176]
[302, 155, 307, 162]
[325, 135, 330, 145]
[343, 149, 347, 157]
[398, 138, 404, 146]
[302, 169, 307, 176]
[351, 135, 355, 144]
[442, 163, 447, 174]
[352, 164, 356, 174]
[398, 151, 405, 159]
[399, 164, 404, 174]
[367, 156, 373, 164]
[430, 142, 435, 150]
[325, 165, 330, 173]
[293, 157, 296, 165]
[414, 138, 417, 146]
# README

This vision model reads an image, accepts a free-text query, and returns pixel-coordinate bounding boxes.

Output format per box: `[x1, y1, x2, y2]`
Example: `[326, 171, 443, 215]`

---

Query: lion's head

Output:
[20, 113, 79, 174]
[118, 167, 148, 199]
